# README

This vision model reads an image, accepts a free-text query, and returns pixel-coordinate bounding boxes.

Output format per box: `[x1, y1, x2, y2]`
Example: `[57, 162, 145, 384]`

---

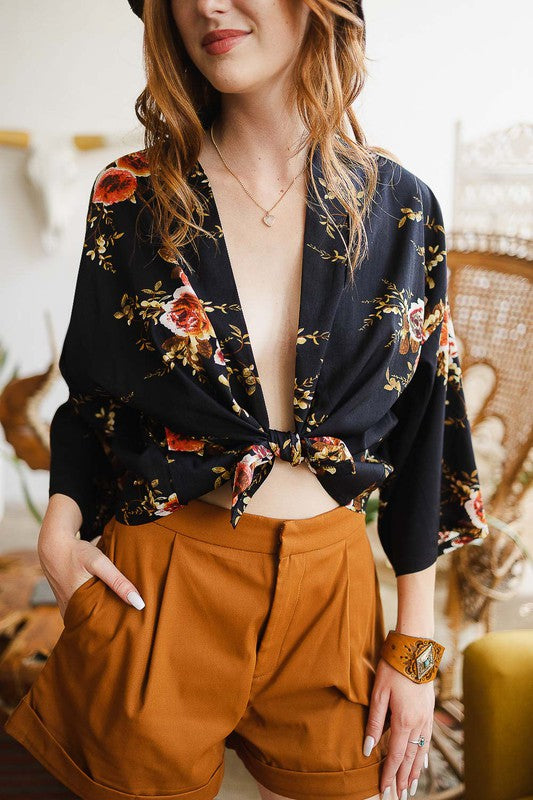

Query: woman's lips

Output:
[202, 32, 250, 55]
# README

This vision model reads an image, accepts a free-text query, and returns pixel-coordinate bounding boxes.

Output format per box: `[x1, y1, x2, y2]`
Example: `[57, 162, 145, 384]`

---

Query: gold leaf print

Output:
[383, 362, 418, 396]
[425, 214, 445, 236]
[296, 328, 330, 347]
[303, 411, 328, 432]
[228, 361, 260, 397]
[384, 367, 402, 393]
[306, 242, 348, 266]
[425, 243, 446, 289]
[227, 323, 252, 354]
[135, 335, 155, 352]
[114, 293, 136, 324]
[398, 207, 423, 228]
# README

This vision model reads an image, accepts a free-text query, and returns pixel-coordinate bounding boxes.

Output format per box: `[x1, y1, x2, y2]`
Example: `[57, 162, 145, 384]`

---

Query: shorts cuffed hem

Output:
[3, 697, 224, 800]
[231, 736, 387, 800]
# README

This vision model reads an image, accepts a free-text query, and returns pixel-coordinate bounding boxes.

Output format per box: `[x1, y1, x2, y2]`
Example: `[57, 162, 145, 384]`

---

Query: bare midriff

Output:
[198, 459, 341, 519]
[196, 141, 341, 520]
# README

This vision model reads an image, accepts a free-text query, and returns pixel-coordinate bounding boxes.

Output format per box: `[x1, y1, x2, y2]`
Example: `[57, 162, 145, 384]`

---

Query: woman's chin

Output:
[202, 70, 262, 95]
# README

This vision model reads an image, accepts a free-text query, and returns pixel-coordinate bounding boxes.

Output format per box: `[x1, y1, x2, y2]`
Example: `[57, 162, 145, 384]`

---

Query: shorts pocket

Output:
[62, 516, 116, 628]
[344, 532, 385, 707]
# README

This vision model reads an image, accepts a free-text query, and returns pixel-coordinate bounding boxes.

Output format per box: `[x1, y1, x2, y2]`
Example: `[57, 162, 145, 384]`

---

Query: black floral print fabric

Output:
[48, 143, 489, 576]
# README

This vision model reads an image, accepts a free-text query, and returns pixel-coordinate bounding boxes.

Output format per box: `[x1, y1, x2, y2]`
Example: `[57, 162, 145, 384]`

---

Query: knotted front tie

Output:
[267, 428, 303, 466]
[229, 430, 378, 528]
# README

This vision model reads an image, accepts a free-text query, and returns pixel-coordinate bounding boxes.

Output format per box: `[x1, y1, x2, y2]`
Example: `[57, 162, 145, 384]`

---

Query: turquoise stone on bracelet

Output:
[415, 643, 435, 680]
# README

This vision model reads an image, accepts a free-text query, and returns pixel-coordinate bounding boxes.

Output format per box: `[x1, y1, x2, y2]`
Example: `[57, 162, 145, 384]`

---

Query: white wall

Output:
[0, 0, 530, 515]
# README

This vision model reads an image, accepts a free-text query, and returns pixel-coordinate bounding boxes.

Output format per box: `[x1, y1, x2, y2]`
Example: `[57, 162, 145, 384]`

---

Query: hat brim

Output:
[127, 0, 364, 26]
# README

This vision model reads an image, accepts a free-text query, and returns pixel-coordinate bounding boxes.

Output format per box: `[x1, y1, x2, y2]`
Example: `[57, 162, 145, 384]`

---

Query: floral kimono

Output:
[48, 142, 489, 577]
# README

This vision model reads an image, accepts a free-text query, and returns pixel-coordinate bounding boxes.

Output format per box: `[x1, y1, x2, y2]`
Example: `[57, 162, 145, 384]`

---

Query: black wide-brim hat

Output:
[127, 0, 365, 28]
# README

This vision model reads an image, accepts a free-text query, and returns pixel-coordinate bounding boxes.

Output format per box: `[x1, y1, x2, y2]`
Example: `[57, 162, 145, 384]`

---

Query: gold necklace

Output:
[209, 122, 308, 227]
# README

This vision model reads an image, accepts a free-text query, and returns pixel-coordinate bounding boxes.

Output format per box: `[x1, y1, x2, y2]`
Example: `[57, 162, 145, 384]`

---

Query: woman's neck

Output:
[203, 105, 309, 186]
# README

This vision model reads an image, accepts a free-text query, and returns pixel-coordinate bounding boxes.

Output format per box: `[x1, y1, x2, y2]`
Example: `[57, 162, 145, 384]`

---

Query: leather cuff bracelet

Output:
[380, 630, 445, 684]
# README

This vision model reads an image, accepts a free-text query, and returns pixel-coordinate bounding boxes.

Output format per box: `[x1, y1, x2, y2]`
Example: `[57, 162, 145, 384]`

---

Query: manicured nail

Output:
[127, 590, 145, 609]
[400, 789, 408, 800]
[424, 751, 429, 768]
[409, 778, 418, 796]
[382, 787, 391, 799]
[363, 735, 375, 757]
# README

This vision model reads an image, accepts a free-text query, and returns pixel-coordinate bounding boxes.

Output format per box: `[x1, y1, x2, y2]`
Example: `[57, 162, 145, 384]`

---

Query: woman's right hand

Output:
[38, 494, 146, 619]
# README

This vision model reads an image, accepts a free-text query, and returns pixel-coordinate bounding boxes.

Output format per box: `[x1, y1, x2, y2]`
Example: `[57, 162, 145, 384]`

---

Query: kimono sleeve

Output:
[376, 184, 490, 577]
[48, 176, 122, 541]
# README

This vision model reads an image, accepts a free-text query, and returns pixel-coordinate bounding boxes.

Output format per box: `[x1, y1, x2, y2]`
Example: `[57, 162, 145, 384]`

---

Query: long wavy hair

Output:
[134, 0, 399, 285]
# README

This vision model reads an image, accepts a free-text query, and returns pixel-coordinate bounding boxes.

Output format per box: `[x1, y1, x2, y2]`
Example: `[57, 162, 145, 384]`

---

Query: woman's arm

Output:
[395, 564, 436, 639]
[366, 179, 489, 799]
[363, 564, 438, 799]
[39, 173, 145, 616]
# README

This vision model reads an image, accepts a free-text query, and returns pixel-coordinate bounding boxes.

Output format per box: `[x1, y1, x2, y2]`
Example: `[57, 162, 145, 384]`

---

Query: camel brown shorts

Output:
[4, 498, 391, 800]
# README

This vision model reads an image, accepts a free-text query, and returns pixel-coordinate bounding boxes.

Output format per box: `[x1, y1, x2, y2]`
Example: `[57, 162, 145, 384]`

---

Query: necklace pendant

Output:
[263, 213, 275, 227]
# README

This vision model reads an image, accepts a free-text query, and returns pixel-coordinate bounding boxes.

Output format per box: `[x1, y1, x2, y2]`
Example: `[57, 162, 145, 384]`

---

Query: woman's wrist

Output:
[394, 621, 435, 639]
[38, 496, 83, 556]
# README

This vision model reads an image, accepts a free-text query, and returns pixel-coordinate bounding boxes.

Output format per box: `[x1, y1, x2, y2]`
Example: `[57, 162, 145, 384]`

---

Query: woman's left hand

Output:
[363, 657, 435, 798]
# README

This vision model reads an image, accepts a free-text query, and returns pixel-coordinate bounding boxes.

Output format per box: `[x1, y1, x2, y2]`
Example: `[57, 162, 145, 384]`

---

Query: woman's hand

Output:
[38, 500, 145, 618]
[363, 658, 434, 798]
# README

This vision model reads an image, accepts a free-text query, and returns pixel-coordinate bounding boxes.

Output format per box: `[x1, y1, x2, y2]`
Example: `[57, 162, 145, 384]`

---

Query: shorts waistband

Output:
[150, 498, 367, 555]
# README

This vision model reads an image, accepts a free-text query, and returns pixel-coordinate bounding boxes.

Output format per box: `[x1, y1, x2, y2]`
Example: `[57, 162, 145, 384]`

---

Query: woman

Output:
[4, 1, 489, 799]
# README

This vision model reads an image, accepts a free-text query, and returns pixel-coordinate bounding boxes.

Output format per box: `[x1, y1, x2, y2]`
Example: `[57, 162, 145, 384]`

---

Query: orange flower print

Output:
[360, 282, 426, 364]
[464, 488, 488, 529]
[232, 444, 272, 506]
[92, 167, 138, 205]
[437, 473, 489, 551]
[214, 345, 226, 366]
[439, 304, 449, 350]
[149, 266, 231, 377]
[165, 428, 206, 454]
[399, 299, 424, 354]
[446, 303, 459, 360]
[233, 458, 254, 501]
[159, 284, 215, 340]
[438, 531, 477, 549]
[116, 150, 150, 177]
[153, 492, 184, 516]
[436, 301, 461, 381]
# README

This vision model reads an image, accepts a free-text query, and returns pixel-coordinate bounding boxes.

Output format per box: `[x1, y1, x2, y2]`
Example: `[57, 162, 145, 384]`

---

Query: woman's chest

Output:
[214, 182, 308, 430]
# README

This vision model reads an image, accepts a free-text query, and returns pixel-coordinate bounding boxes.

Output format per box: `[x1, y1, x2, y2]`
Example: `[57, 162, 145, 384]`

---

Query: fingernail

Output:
[382, 787, 391, 799]
[424, 751, 429, 768]
[400, 789, 408, 800]
[409, 778, 418, 796]
[127, 590, 145, 610]
[362, 735, 375, 757]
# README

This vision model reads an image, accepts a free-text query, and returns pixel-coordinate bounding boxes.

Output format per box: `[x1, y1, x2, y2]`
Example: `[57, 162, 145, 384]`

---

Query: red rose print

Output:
[116, 151, 150, 177]
[154, 493, 184, 515]
[159, 285, 215, 339]
[233, 459, 254, 497]
[465, 488, 488, 528]
[408, 300, 424, 351]
[93, 168, 138, 205]
[165, 428, 205, 454]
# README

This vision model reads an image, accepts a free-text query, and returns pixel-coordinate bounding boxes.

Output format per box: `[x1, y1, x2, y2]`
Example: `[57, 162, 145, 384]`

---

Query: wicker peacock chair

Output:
[423, 235, 533, 798]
